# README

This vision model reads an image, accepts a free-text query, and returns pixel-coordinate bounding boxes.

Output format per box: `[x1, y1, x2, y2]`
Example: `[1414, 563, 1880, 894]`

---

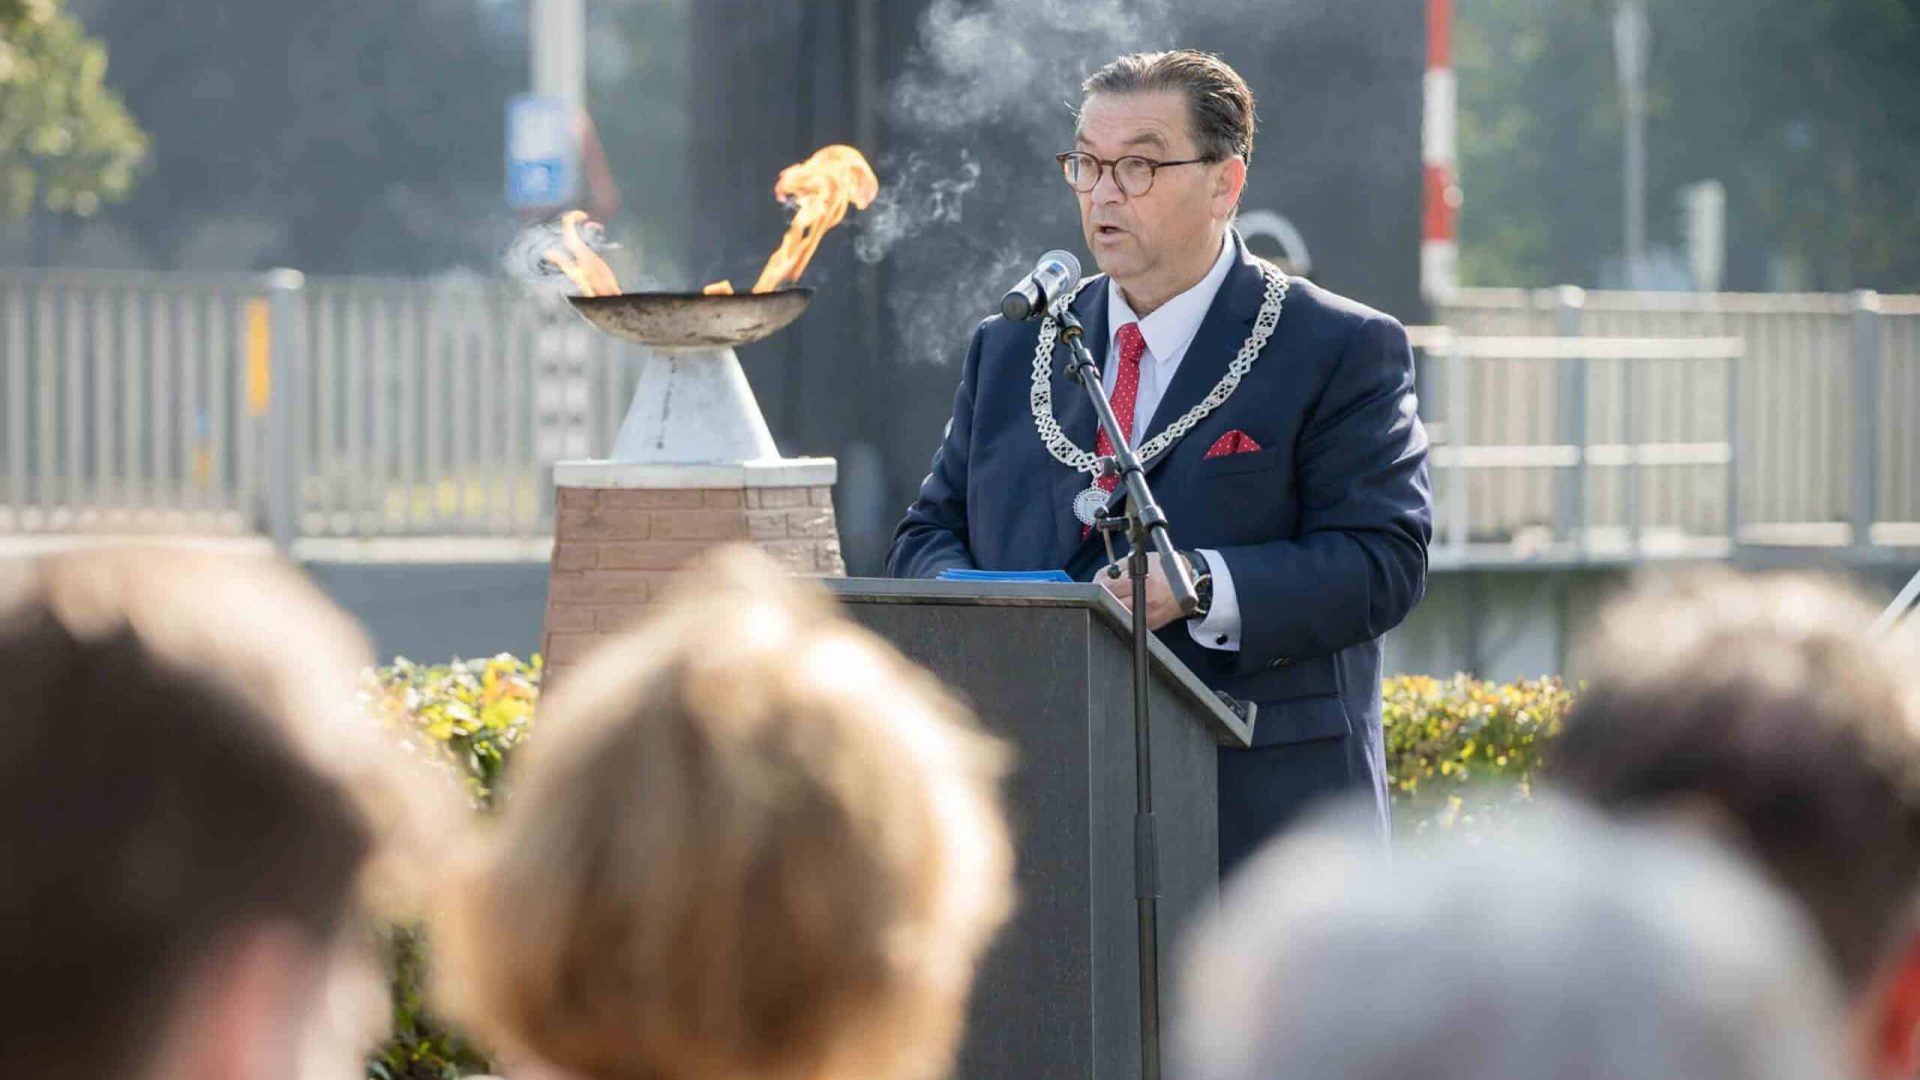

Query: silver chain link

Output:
[1029, 262, 1288, 474]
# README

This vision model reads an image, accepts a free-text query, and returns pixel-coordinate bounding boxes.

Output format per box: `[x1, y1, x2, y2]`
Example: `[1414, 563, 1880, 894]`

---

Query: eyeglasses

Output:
[1055, 151, 1217, 197]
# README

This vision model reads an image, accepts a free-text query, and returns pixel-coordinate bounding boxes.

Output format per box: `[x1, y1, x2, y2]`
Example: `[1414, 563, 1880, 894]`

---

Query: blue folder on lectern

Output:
[935, 568, 1075, 584]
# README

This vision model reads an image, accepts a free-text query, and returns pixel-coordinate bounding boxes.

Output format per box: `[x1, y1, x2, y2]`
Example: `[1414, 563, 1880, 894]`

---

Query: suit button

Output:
[1267, 657, 1291, 670]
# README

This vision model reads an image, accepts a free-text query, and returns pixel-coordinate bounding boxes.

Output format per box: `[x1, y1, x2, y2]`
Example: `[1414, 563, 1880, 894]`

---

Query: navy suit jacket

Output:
[887, 234, 1430, 793]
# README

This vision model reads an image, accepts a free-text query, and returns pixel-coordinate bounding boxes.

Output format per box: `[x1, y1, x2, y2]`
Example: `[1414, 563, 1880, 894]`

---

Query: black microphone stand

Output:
[1055, 301, 1197, 1080]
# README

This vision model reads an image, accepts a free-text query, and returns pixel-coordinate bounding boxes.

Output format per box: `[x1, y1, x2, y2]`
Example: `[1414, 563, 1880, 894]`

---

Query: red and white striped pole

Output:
[1422, 0, 1460, 302]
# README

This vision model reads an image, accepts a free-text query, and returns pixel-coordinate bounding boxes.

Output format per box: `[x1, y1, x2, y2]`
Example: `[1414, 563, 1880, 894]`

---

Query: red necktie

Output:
[1083, 322, 1145, 536]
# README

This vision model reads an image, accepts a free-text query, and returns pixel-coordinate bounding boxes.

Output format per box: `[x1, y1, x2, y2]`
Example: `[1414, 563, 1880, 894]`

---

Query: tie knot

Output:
[1116, 321, 1145, 368]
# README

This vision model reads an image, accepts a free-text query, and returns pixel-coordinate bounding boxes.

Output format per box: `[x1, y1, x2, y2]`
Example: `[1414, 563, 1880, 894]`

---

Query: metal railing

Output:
[2, 270, 1916, 565]
[1415, 329, 1743, 566]
[0, 268, 640, 545]
[1425, 286, 1920, 562]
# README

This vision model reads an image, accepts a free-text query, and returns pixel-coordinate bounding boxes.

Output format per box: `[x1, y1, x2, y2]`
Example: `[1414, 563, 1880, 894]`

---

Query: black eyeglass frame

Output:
[1054, 151, 1220, 196]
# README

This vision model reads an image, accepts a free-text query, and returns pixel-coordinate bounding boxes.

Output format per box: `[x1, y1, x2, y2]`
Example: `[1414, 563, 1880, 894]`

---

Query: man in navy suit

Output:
[887, 50, 1431, 870]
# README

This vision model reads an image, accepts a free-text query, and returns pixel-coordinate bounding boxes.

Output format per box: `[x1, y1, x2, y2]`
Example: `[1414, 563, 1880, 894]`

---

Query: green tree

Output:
[0, 0, 147, 219]
[75, 0, 524, 272]
[1647, 0, 1920, 290]
[585, 0, 693, 279]
[1457, 0, 1920, 291]
[1455, 0, 1617, 287]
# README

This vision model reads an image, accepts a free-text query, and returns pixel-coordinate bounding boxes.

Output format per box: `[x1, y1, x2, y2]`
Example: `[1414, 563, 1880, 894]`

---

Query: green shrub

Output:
[1382, 673, 1573, 833]
[358, 659, 1571, 1078]
[363, 654, 541, 1080]
[367, 925, 493, 1080]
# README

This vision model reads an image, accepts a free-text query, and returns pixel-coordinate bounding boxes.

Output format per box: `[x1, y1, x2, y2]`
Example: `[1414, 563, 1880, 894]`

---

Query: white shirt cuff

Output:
[1187, 548, 1241, 651]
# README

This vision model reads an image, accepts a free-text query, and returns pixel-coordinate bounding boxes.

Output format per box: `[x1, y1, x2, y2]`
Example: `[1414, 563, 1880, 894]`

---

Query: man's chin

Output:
[1087, 241, 1141, 282]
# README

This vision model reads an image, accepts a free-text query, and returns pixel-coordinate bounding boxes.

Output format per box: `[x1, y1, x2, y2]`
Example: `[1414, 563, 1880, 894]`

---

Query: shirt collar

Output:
[1106, 231, 1237, 363]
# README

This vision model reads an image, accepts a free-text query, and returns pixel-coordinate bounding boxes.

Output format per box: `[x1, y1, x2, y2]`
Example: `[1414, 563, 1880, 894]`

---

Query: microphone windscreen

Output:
[1044, 249, 1083, 285]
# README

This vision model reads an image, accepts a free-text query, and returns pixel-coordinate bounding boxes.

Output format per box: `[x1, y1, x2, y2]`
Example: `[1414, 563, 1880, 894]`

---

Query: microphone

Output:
[1000, 249, 1082, 321]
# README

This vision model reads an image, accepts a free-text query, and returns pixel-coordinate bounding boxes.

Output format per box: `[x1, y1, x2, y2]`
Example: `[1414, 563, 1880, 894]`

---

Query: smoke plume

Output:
[500, 214, 678, 299]
[846, 0, 1396, 364]
[861, 0, 1186, 363]
[889, 0, 1175, 139]
[854, 150, 983, 265]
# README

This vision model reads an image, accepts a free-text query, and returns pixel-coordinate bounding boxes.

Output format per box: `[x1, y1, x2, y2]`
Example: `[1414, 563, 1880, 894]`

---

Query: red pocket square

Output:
[1203, 430, 1263, 459]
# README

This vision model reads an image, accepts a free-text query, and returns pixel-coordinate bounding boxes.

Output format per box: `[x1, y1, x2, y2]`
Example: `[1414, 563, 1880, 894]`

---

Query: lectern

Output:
[823, 579, 1252, 1080]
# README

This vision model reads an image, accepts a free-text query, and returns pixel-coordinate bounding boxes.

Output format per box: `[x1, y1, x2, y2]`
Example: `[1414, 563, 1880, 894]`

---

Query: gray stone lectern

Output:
[823, 579, 1253, 1080]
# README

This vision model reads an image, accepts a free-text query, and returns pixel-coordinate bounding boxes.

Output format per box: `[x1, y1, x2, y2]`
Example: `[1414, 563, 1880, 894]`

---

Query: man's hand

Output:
[1097, 552, 1193, 630]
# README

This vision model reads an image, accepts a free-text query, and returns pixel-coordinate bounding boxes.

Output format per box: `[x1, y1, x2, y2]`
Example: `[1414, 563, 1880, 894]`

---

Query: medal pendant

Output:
[1073, 485, 1110, 527]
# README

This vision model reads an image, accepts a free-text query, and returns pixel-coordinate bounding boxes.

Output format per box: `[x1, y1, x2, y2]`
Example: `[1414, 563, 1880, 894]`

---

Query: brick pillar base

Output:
[541, 458, 842, 681]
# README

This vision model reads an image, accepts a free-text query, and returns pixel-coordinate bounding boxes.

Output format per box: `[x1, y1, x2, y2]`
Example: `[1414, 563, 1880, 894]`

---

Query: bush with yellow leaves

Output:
[1382, 673, 1574, 833]
[363, 654, 540, 1080]
[358, 658, 1572, 1076]
[367, 654, 541, 811]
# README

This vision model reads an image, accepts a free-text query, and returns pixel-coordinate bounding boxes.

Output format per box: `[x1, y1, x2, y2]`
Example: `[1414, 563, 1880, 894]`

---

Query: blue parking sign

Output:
[507, 94, 578, 209]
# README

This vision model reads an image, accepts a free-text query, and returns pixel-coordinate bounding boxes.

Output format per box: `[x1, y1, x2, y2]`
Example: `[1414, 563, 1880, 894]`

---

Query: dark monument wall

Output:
[689, 2, 892, 569]
[691, 0, 1423, 573]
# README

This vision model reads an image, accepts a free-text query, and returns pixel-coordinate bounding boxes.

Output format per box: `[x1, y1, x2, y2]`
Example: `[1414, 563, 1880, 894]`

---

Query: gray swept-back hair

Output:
[1083, 50, 1256, 165]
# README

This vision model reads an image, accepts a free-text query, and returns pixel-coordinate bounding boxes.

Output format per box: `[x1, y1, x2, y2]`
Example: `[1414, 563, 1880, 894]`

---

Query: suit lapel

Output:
[1074, 234, 1275, 561]
[1049, 281, 1109, 567]
[1134, 234, 1268, 483]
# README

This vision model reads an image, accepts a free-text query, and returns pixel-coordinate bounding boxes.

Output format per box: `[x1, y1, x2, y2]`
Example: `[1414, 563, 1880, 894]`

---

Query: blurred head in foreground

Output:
[1175, 797, 1849, 1080]
[440, 545, 1015, 1080]
[0, 546, 446, 1080]
[1555, 570, 1920, 1079]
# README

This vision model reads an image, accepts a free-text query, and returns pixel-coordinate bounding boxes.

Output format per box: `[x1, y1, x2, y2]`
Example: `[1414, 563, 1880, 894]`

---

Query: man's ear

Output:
[1866, 931, 1920, 1080]
[1213, 157, 1248, 219]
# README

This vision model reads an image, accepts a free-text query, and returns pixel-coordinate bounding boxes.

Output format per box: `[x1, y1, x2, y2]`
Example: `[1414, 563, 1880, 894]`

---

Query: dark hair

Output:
[1083, 50, 1257, 165]
[1554, 570, 1920, 994]
[0, 549, 380, 1080]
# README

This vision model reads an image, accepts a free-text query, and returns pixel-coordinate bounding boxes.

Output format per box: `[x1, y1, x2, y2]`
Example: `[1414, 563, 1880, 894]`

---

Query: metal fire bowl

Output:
[567, 288, 815, 349]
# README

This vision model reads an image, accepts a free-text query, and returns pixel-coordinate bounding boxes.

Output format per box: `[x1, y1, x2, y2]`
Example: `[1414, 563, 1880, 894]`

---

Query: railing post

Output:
[1554, 285, 1587, 552]
[1725, 343, 1741, 552]
[265, 269, 305, 555]
[3, 283, 26, 526]
[1445, 339, 1471, 560]
[1624, 355, 1643, 557]
[1851, 289, 1880, 553]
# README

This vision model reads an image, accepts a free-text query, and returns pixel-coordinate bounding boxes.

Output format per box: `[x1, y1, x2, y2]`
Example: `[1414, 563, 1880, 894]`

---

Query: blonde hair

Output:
[441, 545, 1015, 1080]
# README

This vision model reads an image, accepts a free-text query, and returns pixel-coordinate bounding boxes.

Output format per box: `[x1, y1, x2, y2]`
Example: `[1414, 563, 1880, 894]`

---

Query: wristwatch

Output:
[1182, 549, 1214, 619]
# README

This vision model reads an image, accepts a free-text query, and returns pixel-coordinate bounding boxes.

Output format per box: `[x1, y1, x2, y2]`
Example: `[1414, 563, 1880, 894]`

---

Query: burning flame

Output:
[703, 144, 879, 295]
[544, 210, 622, 296]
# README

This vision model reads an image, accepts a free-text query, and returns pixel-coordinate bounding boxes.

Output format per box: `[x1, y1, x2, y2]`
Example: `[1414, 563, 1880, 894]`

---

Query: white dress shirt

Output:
[1102, 233, 1244, 652]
